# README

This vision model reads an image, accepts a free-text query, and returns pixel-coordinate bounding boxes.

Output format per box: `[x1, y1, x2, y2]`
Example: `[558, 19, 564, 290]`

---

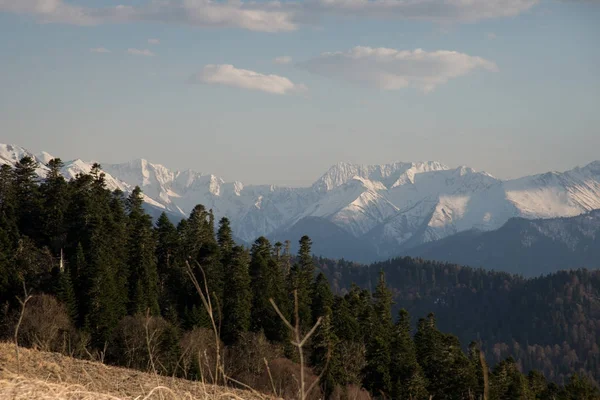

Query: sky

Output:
[0, 0, 599, 186]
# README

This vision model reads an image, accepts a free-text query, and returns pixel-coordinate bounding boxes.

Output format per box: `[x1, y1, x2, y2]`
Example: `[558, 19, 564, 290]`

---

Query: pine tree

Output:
[70, 242, 87, 326]
[217, 217, 234, 265]
[13, 156, 42, 241]
[250, 237, 289, 342]
[312, 272, 334, 324]
[40, 158, 69, 253]
[289, 235, 315, 331]
[57, 261, 78, 322]
[83, 169, 129, 345]
[390, 309, 428, 400]
[222, 245, 252, 344]
[155, 213, 180, 319]
[182, 205, 223, 329]
[415, 313, 478, 400]
[126, 187, 159, 315]
[363, 270, 393, 396]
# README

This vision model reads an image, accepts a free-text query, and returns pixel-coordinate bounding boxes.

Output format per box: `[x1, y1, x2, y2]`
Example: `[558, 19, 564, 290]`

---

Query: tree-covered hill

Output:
[0, 156, 598, 399]
[317, 256, 600, 385]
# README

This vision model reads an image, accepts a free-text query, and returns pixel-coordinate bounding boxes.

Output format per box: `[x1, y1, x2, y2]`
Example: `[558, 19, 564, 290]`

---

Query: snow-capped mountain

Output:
[405, 209, 600, 277]
[3, 143, 600, 261]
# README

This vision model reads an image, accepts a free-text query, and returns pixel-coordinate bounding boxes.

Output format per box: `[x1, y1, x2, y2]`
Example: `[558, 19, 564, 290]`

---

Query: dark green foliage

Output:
[222, 246, 252, 344]
[289, 235, 315, 331]
[40, 158, 69, 253]
[126, 186, 159, 315]
[249, 237, 289, 343]
[155, 212, 180, 320]
[57, 262, 78, 322]
[0, 158, 596, 400]
[391, 309, 428, 400]
[363, 270, 393, 396]
[13, 156, 42, 240]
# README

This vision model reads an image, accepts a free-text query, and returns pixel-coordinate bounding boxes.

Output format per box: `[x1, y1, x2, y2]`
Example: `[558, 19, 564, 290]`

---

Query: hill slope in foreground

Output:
[0, 342, 264, 400]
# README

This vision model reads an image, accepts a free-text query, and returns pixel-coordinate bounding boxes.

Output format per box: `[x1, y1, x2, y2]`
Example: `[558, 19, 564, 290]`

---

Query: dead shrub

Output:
[255, 357, 322, 400]
[179, 327, 223, 383]
[109, 314, 179, 375]
[337, 341, 367, 386]
[329, 384, 372, 400]
[15, 294, 71, 353]
[224, 331, 283, 386]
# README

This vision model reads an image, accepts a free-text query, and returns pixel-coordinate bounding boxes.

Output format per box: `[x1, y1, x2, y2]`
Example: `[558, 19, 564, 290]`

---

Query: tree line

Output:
[0, 156, 598, 399]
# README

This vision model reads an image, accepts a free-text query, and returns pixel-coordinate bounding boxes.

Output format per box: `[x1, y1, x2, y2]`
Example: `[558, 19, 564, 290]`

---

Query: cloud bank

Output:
[300, 46, 498, 92]
[191, 64, 307, 95]
[0, 0, 540, 32]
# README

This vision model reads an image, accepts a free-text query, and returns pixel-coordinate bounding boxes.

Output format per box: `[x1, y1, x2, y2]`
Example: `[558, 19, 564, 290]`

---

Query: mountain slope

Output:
[404, 210, 600, 276]
[3, 143, 600, 263]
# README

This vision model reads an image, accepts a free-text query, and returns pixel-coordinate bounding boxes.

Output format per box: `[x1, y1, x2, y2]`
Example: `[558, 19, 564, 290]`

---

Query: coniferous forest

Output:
[1, 156, 599, 399]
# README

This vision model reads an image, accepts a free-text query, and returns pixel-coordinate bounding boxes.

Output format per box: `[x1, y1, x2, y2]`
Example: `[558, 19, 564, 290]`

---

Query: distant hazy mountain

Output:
[2, 143, 600, 262]
[404, 210, 600, 276]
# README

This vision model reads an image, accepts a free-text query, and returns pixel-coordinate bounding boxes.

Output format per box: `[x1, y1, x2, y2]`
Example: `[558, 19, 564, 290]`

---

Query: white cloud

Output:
[0, 0, 539, 31]
[487, 32, 498, 40]
[274, 56, 293, 65]
[127, 48, 155, 57]
[90, 47, 110, 53]
[191, 64, 307, 95]
[0, 0, 297, 32]
[308, 0, 539, 22]
[148, 38, 160, 45]
[300, 47, 498, 92]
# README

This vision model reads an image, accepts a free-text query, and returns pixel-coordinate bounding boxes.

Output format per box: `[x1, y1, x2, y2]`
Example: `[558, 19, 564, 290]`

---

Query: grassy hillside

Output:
[0, 342, 266, 400]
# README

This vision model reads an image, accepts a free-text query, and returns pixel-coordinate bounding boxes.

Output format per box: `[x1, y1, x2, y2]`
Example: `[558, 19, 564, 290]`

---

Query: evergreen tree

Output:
[183, 205, 223, 328]
[363, 270, 393, 397]
[390, 309, 428, 400]
[155, 213, 180, 319]
[126, 186, 159, 315]
[217, 217, 234, 265]
[415, 313, 478, 400]
[562, 374, 600, 400]
[222, 246, 252, 344]
[13, 156, 42, 241]
[250, 237, 289, 342]
[289, 235, 315, 331]
[40, 158, 69, 253]
[70, 242, 87, 326]
[311, 272, 334, 324]
[84, 169, 129, 345]
[57, 261, 78, 322]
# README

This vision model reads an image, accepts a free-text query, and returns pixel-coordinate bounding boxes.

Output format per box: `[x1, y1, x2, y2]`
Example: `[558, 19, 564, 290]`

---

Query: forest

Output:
[0, 155, 599, 399]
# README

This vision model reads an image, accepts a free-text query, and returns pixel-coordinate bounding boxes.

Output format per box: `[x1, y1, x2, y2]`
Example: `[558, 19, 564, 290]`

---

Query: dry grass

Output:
[0, 342, 271, 400]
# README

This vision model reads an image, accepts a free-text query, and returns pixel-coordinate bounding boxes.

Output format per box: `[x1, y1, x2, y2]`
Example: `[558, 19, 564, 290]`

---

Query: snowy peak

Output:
[2, 142, 600, 262]
[313, 160, 449, 192]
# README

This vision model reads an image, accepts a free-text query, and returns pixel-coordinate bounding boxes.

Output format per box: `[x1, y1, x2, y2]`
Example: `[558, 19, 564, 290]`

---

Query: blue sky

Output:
[0, 0, 599, 185]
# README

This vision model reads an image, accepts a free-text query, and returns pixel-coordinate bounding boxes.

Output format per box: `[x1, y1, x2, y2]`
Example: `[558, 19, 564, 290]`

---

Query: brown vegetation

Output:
[0, 342, 268, 400]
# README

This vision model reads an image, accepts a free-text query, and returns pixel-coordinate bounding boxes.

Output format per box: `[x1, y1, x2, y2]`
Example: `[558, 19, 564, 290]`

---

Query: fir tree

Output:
[155, 213, 180, 319]
[217, 217, 234, 265]
[363, 270, 393, 396]
[126, 187, 159, 315]
[40, 158, 69, 253]
[289, 235, 315, 331]
[390, 309, 428, 400]
[222, 245, 252, 344]
[13, 156, 42, 241]
[312, 272, 334, 324]
[57, 261, 78, 322]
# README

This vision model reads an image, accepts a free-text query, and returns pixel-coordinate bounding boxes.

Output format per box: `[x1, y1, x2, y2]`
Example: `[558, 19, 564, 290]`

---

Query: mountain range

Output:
[2, 143, 600, 263]
[405, 209, 600, 276]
